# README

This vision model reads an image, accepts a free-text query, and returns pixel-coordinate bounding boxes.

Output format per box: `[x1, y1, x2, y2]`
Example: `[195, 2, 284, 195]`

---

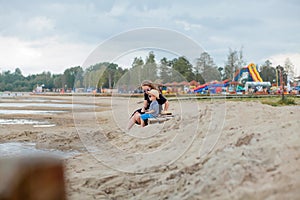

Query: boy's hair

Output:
[148, 89, 160, 99]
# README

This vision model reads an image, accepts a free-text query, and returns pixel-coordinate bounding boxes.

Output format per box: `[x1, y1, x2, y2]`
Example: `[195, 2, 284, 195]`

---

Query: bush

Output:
[278, 98, 296, 105]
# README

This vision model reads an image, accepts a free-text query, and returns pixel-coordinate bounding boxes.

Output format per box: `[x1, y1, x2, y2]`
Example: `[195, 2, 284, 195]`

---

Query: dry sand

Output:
[0, 95, 300, 199]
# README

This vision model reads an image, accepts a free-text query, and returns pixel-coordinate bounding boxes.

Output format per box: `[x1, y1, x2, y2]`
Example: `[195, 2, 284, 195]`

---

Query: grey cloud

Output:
[0, 0, 300, 73]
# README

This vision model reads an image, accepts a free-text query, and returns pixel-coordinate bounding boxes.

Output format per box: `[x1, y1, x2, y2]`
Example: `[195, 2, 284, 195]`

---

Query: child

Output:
[140, 89, 160, 127]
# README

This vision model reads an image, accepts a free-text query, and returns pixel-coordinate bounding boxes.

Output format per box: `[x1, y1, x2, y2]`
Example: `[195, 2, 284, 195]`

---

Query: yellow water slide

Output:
[247, 63, 263, 82]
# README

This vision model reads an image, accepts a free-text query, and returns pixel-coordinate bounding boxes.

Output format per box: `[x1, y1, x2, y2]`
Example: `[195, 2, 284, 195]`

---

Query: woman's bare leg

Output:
[164, 100, 169, 111]
[127, 112, 140, 130]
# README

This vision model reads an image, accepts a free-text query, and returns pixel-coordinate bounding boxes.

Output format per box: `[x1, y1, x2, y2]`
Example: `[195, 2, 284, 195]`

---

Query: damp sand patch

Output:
[0, 142, 80, 158]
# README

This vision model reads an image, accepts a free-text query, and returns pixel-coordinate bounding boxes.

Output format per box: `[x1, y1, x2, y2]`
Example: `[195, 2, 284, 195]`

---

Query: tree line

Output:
[0, 49, 295, 92]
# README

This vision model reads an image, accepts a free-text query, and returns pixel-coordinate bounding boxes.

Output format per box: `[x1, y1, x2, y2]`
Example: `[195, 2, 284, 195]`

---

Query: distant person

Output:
[139, 80, 169, 114]
[127, 80, 169, 129]
[131, 80, 169, 122]
[127, 89, 160, 130]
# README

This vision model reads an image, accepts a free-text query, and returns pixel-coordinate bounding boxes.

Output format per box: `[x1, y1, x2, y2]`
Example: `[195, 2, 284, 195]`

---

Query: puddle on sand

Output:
[0, 119, 51, 125]
[33, 124, 56, 128]
[0, 103, 96, 108]
[21, 99, 68, 103]
[0, 142, 80, 158]
[0, 92, 26, 97]
[0, 110, 66, 115]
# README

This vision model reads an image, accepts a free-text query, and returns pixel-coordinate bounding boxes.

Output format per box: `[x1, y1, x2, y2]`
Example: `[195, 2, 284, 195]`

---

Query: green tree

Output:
[143, 51, 158, 81]
[63, 66, 83, 89]
[0, 82, 5, 91]
[14, 80, 29, 91]
[171, 56, 195, 82]
[237, 47, 246, 69]
[53, 74, 64, 89]
[2, 71, 14, 87]
[114, 67, 128, 87]
[260, 60, 276, 84]
[5, 83, 13, 91]
[194, 55, 204, 84]
[84, 63, 106, 89]
[159, 57, 172, 83]
[132, 57, 144, 68]
[224, 48, 245, 80]
[0, 69, 28, 91]
[110, 65, 129, 92]
[27, 71, 53, 90]
[284, 58, 295, 80]
[196, 52, 221, 82]
[99, 63, 119, 88]
[130, 57, 144, 85]
[13, 68, 24, 81]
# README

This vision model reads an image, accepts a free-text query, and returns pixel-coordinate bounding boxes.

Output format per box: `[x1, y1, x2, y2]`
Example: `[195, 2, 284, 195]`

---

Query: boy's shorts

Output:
[140, 113, 154, 121]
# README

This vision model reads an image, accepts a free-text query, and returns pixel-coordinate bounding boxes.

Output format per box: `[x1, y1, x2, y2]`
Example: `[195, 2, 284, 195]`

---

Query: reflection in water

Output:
[0, 142, 80, 158]
[0, 119, 52, 125]
[0, 103, 96, 108]
[0, 110, 66, 115]
[21, 99, 68, 103]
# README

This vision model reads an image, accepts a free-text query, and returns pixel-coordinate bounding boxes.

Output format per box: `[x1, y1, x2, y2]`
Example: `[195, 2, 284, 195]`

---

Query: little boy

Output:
[140, 89, 160, 127]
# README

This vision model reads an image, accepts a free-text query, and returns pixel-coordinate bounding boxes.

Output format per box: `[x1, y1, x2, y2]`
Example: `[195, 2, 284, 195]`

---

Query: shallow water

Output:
[0, 92, 26, 97]
[0, 142, 80, 158]
[0, 103, 96, 108]
[0, 119, 47, 125]
[0, 110, 66, 115]
[21, 99, 68, 103]
[0, 119, 52, 125]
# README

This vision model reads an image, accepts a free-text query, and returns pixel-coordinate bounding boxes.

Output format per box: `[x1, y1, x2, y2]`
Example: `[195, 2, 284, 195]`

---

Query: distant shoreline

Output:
[28, 92, 300, 100]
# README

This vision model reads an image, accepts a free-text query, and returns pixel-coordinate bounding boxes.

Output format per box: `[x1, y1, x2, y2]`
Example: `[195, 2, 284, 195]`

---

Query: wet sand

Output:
[1, 94, 300, 199]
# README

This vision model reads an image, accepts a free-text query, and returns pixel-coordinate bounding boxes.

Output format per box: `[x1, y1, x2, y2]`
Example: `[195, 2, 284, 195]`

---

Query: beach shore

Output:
[1, 95, 300, 199]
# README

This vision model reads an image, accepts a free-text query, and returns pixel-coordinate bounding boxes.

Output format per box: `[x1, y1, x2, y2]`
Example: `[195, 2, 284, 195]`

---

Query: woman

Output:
[141, 80, 169, 113]
[127, 80, 169, 130]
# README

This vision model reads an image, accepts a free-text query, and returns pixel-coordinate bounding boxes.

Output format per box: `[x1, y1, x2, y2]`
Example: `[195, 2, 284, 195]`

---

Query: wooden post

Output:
[0, 154, 66, 200]
[280, 68, 285, 101]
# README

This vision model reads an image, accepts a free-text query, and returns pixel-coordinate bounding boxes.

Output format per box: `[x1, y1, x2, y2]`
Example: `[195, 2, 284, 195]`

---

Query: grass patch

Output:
[278, 98, 296, 105]
[261, 97, 297, 106]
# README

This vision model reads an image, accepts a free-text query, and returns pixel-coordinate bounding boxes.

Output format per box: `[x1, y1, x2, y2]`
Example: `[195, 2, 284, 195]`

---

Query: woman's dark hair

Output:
[141, 80, 158, 90]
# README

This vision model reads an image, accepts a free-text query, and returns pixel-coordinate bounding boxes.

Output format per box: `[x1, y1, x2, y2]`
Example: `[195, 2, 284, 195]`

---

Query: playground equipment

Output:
[193, 63, 273, 94]
[227, 81, 245, 94]
[232, 63, 272, 94]
[244, 81, 271, 93]
[193, 80, 230, 94]
[233, 63, 263, 84]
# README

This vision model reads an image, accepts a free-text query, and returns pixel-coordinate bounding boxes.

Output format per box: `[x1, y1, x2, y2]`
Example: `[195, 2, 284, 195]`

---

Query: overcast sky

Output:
[0, 0, 299, 76]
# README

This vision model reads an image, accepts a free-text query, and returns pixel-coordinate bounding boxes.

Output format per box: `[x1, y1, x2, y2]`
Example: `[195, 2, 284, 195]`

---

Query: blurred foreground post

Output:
[0, 155, 66, 200]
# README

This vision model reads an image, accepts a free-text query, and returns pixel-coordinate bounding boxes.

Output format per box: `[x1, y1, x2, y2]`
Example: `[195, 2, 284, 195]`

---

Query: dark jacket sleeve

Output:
[157, 94, 167, 105]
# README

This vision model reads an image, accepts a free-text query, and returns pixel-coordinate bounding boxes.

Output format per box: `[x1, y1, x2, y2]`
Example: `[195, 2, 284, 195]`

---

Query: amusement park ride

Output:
[193, 63, 271, 94]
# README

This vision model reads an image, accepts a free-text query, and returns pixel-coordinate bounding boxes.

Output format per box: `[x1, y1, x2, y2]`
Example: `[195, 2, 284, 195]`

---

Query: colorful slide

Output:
[248, 63, 263, 82]
[233, 63, 263, 83]
[193, 80, 230, 93]
[193, 83, 208, 93]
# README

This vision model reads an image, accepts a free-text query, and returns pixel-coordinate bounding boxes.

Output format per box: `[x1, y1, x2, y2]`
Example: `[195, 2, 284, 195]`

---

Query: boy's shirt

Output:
[149, 100, 159, 117]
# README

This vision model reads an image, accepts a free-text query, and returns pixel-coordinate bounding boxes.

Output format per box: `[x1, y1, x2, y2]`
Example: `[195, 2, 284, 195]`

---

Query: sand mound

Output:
[1, 96, 300, 199]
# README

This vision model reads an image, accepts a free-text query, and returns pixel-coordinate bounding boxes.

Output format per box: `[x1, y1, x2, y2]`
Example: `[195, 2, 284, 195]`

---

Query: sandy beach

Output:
[0, 94, 300, 199]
